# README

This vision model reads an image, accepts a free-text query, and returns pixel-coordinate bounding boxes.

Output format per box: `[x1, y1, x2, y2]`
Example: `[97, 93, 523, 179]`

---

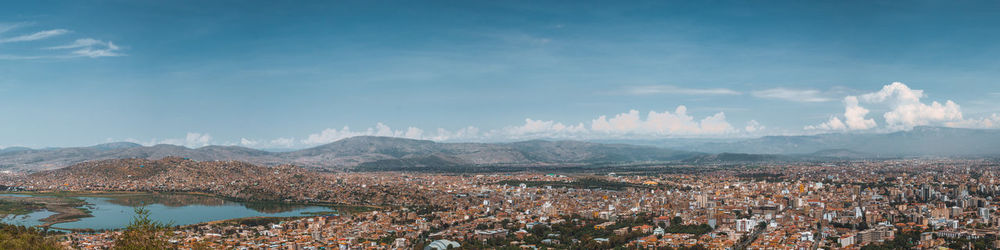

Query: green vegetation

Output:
[0, 200, 45, 215]
[0, 195, 92, 227]
[456, 213, 715, 249]
[0, 223, 61, 250]
[735, 173, 785, 182]
[207, 216, 289, 228]
[943, 236, 994, 250]
[662, 216, 713, 236]
[112, 206, 173, 250]
[860, 230, 921, 250]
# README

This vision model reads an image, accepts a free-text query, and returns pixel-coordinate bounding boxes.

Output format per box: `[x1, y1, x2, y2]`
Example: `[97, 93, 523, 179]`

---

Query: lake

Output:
[0, 193, 337, 230]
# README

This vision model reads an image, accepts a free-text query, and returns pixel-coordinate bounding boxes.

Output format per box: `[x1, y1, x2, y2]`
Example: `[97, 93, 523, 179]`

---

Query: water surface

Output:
[1, 193, 335, 230]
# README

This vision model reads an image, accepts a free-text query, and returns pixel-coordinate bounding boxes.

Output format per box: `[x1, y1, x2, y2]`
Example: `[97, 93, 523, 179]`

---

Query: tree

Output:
[113, 206, 173, 250]
[0, 223, 60, 250]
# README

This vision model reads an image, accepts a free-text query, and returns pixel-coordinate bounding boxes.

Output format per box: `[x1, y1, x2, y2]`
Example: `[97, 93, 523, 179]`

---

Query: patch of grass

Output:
[0, 200, 45, 216]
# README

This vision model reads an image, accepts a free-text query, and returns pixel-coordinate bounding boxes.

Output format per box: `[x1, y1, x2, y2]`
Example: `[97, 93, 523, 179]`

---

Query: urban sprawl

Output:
[4, 158, 1000, 249]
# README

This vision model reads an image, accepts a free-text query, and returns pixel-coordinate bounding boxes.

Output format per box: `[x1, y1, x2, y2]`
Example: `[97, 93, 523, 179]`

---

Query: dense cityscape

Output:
[3, 158, 1000, 249]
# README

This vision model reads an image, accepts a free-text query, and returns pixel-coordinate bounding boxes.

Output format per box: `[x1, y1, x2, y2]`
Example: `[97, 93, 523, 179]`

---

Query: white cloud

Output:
[428, 126, 480, 141]
[0, 29, 68, 43]
[0, 54, 49, 60]
[807, 82, 993, 131]
[805, 96, 876, 131]
[158, 133, 213, 148]
[504, 119, 586, 137]
[269, 137, 296, 148]
[751, 88, 832, 102]
[301, 126, 367, 145]
[48, 38, 123, 58]
[591, 106, 736, 136]
[806, 116, 846, 131]
[0, 27, 124, 60]
[300, 123, 431, 145]
[290, 107, 741, 147]
[120, 132, 214, 148]
[745, 120, 764, 132]
[239, 138, 258, 147]
[842, 96, 878, 130]
[859, 82, 962, 130]
[945, 113, 1000, 129]
[46, 38, 102, 49]
[0, 23, 27, 35]
[404, 127, 424, 139]
[625, 85, 741, 95]
[101, 105, 752, 149]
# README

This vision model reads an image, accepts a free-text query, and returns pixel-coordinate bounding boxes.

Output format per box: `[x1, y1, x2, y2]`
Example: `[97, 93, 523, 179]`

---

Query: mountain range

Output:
[2, 126, 999, 172]
[0, 136, 698, 172]
[686, 126, 1000, 156]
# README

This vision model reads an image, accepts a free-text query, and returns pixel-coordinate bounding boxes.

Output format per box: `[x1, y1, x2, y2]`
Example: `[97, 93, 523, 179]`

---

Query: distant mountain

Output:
[689, 126, 1000, 157]
[805, 149, 875, 159]
[0, 143, 282, 171]
[91, 142, 143, 151]
[0, 136, 699, 172]
[285, 137, 700, 171]
[0, 146, 32, 154]
[6, 126, 998, 172]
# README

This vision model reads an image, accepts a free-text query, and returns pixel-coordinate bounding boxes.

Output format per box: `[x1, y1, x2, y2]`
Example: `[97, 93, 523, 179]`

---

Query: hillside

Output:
[17, 157, 461, 206]
[0, 143, 283, 171]
[0, 137, 698, 172]
[25, 157, 313, 201]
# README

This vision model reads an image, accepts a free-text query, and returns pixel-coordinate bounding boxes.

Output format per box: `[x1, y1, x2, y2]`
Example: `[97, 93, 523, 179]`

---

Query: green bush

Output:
[0, 223, 61, 250]
[113, 206, 173, 250]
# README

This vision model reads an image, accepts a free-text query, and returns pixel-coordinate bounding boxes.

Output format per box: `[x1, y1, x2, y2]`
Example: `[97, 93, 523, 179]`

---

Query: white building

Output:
[736, 218, 756, 232]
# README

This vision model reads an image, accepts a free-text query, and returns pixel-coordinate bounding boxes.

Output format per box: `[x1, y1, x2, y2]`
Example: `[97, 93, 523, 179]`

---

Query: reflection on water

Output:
[98, 194, 310, 213]
[1, 193, 336, 230]
[101, 194, 228, 207]
[1, 210, 57, 227]
[240, 201, 310, 213]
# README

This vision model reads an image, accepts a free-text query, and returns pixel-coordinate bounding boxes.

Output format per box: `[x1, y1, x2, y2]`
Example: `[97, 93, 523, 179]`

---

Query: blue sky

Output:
[2, 0, 1000, 149]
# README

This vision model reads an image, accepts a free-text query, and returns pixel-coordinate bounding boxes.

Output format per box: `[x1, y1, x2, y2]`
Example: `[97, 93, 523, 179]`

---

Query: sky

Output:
[2, 0, 1000, 149]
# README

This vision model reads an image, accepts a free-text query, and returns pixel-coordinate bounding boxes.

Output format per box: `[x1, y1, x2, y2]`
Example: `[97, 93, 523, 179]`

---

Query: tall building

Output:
[736, 218, 756, 232]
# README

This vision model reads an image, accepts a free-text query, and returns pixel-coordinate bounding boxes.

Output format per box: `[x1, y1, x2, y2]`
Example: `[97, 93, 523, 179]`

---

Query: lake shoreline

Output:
[0, 191, 368, 232]
[0, 195, 91, 228]
[0, 190, 382, 211]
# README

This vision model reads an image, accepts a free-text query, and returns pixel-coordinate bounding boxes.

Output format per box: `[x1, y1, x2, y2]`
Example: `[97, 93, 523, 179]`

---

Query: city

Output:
[4, 0, 1000, 249]
[3, 158, 1000, 249]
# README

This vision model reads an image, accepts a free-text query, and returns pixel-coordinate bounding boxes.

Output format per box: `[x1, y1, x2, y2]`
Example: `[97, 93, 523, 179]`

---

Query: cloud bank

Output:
[807, 82, 998, 131]
[122, 132, 214, 148]
[589, 106, 735, 136]
[195, 106, 750, 148]
[103, 83, 1000, 149]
